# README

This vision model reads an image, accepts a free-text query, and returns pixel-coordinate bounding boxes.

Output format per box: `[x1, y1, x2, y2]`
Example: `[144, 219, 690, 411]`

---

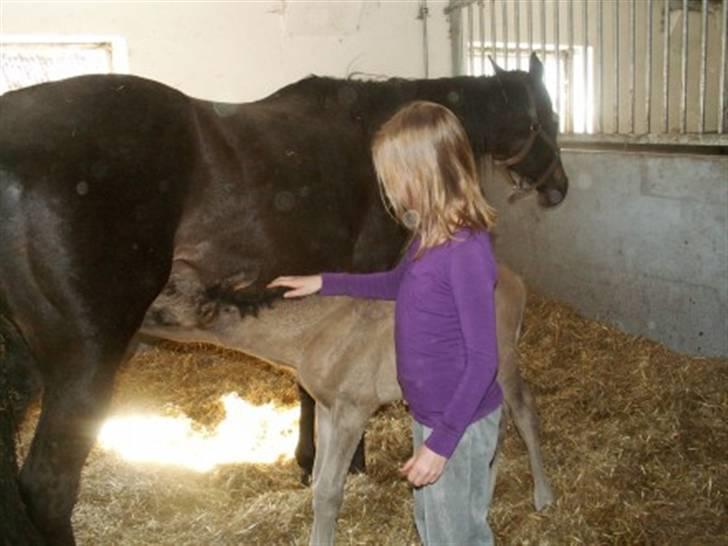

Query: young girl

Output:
[268, 101, 503, 545]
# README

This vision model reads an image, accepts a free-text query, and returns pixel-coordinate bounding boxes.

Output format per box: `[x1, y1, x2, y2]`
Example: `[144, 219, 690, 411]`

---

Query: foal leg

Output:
[499, 349, 554, 511]
[296, 384, 316, 485]
[488, 403, 509, 504]
[297, 384, 366, 485]
[309, 401, 371, 546]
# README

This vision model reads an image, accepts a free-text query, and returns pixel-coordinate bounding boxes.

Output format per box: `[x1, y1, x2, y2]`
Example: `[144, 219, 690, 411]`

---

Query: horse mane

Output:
[259, 71, 534, 156]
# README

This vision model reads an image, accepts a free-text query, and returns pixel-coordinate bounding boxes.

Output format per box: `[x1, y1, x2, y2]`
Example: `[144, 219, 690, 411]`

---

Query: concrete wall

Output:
[0, 0, 453, 101]
[485, 150, 728, 357]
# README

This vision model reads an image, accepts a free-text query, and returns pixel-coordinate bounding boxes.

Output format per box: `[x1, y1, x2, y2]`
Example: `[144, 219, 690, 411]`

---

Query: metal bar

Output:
[468, 2, 474, 75]
[556, 0, 561, 120]
[567, 0, 574, 133]
[681, 0, 688, 133]
[450, 2, 464, 76]
[630, 0, 636, 133]
[515, 0, 521, 70]
[491, 0, 497, 66]
[721, 0, 728, 133]
[502, 0, 509, 69]
[699, 0, 708, 132]
[599, 0, 604, 133]
[444, 0, 478, 15]
[479, 0, 485, 75]
[663, 0, 670, 132]
[542, 0, 546, 62]
[646, 0, 653, 133]
[615, 0, 620, 133]
[421, 0, 430, 78]
[584, 0, 589, 133]
[528, 0, 533, 58]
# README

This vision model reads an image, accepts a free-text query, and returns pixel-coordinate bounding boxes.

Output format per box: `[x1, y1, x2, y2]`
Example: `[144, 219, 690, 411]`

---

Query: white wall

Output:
[0, 0, 453, 101]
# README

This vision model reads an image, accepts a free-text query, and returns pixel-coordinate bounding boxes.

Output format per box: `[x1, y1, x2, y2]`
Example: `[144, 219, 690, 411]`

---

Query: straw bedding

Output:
[17, 294, 728, 545]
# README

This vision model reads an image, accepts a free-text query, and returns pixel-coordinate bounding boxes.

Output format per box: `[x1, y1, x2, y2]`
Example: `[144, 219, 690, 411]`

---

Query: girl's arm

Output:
[319, 238, 416, 301]
[424, 237, 500, 459]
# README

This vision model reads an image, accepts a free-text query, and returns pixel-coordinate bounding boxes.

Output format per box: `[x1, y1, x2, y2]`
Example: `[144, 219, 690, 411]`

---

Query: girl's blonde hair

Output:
[371, 100, 496, 258]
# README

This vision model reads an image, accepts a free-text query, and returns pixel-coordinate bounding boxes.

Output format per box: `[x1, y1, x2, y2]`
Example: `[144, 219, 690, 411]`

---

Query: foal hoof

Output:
[534, 483, 554, 511]
[300, 471, 312, 487]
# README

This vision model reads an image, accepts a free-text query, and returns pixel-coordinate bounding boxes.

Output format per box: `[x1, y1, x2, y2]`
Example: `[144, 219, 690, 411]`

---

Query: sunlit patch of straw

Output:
[98, 393, 299, 472]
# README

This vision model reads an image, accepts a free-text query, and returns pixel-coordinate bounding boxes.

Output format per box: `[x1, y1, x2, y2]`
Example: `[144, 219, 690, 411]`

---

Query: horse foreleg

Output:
[309, 401, 371, 546]
[296, 384, 316, 485]
[499, 349, 554, 511]
[297, 384, 366, 486]
[19, 345, 122, 545]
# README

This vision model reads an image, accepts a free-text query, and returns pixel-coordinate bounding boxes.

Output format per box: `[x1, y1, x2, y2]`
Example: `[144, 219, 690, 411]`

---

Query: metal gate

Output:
[447, 0, 728, 146]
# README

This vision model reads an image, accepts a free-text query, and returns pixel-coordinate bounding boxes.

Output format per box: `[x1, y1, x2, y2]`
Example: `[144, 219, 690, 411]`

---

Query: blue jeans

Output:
[412, 406, 502, 546]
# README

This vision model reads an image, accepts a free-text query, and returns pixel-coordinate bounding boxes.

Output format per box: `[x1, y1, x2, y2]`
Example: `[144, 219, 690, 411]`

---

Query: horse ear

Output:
[488, 56, 505, 75]
[529, 53, 544, 80]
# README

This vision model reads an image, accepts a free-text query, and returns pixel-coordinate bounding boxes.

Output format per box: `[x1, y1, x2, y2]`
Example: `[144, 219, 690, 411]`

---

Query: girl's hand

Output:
[400, 445, 447, 487]
[267, 275, 322, 298]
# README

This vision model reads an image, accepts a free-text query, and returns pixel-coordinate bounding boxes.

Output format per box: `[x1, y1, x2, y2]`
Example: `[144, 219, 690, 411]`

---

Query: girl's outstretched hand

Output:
[400, 445, 447, 487]
[267, 275, 322, 298]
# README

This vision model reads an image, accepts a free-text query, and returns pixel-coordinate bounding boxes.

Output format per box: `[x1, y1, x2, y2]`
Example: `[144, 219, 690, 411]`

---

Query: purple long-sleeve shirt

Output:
[320, 227, 503, 458]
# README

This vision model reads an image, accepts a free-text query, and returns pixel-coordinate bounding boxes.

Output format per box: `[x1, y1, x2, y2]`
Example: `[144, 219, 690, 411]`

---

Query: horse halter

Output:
[492, 81, 562, 203]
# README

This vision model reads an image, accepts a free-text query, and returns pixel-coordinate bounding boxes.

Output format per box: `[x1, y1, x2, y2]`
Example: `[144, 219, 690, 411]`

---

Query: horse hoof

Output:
[300, 472, 312, 487]
[534, 484, 554, 511]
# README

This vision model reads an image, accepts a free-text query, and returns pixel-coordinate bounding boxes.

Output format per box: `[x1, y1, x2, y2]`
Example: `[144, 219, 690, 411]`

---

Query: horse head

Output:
[483, 53, 569, 208]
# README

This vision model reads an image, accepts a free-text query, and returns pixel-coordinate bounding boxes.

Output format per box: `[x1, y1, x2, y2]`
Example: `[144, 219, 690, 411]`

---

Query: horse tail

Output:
[0, 155, 42, 425]
[0, 167, 44, 540]
[0, 314, 42, 429]
[0, 314, 45, 545]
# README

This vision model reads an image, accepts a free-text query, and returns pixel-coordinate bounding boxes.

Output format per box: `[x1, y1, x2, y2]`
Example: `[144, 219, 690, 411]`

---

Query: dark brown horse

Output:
[0, 53, 566, 544]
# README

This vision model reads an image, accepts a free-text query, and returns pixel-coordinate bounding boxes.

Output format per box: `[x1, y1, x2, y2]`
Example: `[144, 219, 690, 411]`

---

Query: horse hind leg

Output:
[500, 349, 554, 511]
[488, 402, 509, 505]
[18, 335, 129, 545]
[495, 266, 553, 511]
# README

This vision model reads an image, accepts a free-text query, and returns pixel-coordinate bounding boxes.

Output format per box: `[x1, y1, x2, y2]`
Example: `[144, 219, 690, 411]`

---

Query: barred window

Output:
[449, 0, 728, 146]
